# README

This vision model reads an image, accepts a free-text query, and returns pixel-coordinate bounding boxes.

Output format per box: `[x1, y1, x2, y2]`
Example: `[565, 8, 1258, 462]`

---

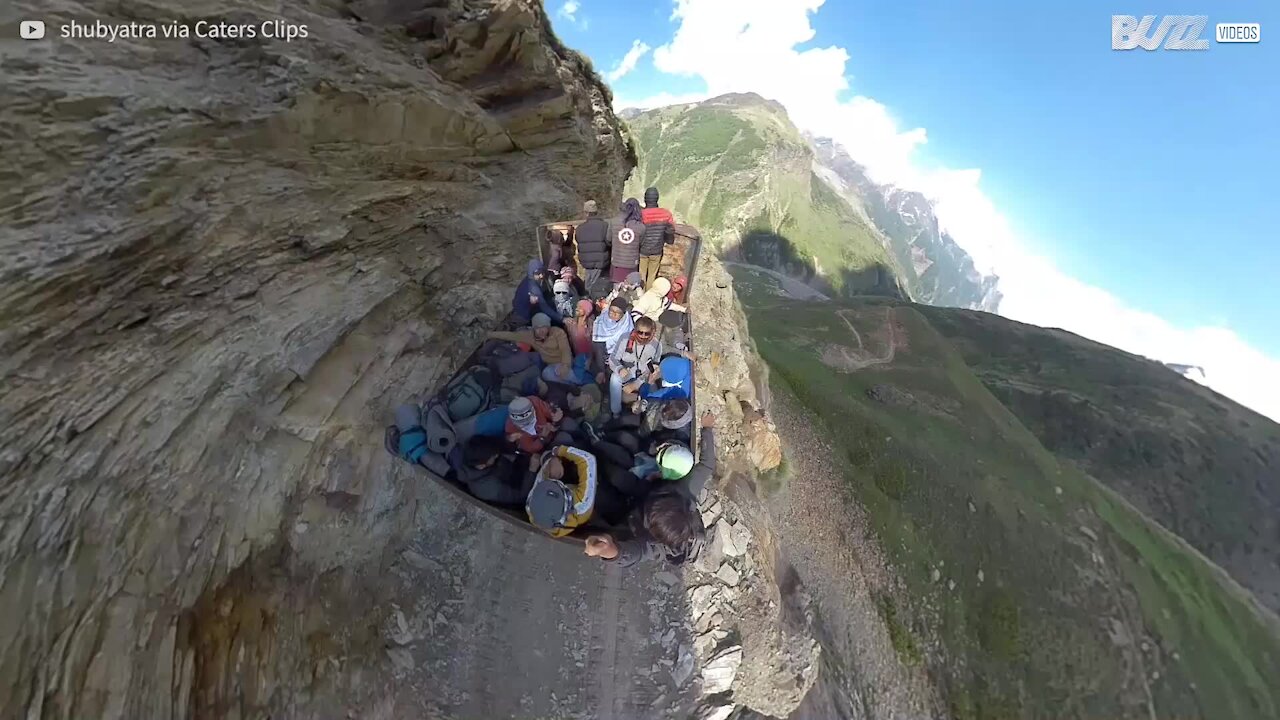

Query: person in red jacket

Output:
[638, 187, 675, 290]
[504, 396, 573, 455]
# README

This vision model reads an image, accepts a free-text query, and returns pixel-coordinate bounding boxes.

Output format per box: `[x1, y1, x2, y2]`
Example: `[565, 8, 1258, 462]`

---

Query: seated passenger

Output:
[560, 298, 604, 381]
[457, 436, 537, 506]
[607, 316, 663, 415]
[553, 278, 580, 320]
[560, 265, 589, 298]
[583, 412, 717, 566]
[591, 297, 634, 377]
[633, 277, 686, 323]
[565, 299, 596, 359]
[512, 259, 562, 326]
[503, 396, 572, 455]
[637, 355, 693, 404]
[578, 425, 672, 526]
[603, 272, 645, 309]
[668, 275, 688, 304]
[487, 313, 579, 384]
[629, 438, 696, 486]
[526, 445, 598, 537]
[643, 398, 693, 446]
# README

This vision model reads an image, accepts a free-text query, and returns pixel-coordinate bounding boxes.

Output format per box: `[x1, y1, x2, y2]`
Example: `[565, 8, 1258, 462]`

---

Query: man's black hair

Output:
[464, 435, 504, 466]
[645, 493, 696, 548]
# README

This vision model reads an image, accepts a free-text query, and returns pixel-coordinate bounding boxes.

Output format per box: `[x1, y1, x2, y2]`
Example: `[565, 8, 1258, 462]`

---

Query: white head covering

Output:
[508, 397, 538, 435]
[592, 302, 634, 354]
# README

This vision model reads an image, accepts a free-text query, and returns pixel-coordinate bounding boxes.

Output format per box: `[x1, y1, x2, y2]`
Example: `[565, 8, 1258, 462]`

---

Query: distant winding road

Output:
[826, 307, 897, 372]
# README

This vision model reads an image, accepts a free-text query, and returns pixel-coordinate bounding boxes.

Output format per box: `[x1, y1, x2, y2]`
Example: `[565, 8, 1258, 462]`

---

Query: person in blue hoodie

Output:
[511, 259, 563, 326]
[637, 354, 693, 403]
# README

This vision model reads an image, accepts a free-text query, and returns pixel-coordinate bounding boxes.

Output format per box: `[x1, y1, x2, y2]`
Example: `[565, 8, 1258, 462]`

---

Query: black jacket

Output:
[576, 216, 611, 270]
[456, 456, 535, 506]
[611, 426, 715, 567]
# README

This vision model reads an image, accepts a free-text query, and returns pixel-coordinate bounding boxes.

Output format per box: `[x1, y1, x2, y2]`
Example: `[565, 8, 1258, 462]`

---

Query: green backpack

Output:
[443, 365, 493, 421]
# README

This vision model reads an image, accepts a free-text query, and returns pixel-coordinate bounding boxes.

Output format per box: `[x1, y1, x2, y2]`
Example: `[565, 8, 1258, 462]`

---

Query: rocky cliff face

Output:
[0, 0, 631, 716]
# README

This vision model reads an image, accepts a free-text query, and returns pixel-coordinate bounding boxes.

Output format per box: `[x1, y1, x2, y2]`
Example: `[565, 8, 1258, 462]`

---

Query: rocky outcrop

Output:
[685, 253, 822, 718]
[0, 0, 630, 717]
[689, 253, 782, 477]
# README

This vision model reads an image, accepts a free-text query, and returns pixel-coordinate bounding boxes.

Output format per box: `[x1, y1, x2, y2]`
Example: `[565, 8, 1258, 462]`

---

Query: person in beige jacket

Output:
[488, 313, 587, 385]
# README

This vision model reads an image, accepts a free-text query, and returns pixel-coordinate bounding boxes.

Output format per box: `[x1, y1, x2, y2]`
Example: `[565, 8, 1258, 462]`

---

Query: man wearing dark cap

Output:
[638, 187, 675, 290]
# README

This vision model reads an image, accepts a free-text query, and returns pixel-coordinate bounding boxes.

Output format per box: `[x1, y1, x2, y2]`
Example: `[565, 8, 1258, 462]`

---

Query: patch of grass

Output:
[877, 594, 923, 665]
[974, 588, 1020, 660]
[741, 295, 1280, 719]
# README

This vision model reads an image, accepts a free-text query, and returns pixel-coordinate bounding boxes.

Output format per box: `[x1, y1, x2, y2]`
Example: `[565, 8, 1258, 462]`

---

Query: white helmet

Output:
[655, 443, 694, 480]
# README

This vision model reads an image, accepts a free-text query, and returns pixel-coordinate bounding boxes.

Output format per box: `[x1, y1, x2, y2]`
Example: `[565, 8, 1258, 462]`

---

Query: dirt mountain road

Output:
[336, 480, 699, 720]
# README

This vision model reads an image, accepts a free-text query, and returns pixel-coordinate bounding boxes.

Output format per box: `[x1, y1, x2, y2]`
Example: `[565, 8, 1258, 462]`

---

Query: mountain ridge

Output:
[810, 136, 1003, 312]
[623, 93, 1001, 311]
[623, 93, 906, 300]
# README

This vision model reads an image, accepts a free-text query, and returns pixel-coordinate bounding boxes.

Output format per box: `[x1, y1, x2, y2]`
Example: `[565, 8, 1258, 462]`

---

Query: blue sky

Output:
[550, 0, 1280, 419]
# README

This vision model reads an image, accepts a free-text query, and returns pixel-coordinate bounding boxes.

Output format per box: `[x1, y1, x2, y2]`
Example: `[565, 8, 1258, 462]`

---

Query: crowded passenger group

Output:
[391, 187, 714, 568]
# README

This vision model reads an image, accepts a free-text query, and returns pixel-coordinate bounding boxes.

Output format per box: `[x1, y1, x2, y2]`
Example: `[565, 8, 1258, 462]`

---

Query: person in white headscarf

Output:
[591, 296, 634, 380]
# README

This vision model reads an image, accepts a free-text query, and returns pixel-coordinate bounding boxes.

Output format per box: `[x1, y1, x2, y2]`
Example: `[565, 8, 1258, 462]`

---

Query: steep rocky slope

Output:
[1, 0, 635, 716]
[623, 94, 904, 299]
[730, 265, 1280, 719]
[811, 138, 1002, 312]
[921, 307, 1280, 613]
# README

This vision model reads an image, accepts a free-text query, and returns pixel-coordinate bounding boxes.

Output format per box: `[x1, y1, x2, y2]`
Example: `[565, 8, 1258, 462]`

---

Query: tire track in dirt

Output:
[594, 562, 623, 720]
[373, 485, 696, 720]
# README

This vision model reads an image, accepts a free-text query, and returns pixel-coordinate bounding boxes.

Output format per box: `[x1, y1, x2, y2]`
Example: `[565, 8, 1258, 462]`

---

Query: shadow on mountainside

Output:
[722, 229, 904, 302]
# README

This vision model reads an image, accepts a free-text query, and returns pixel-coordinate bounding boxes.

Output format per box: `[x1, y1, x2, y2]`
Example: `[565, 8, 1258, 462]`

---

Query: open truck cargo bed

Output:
[392, 221, 704, 545]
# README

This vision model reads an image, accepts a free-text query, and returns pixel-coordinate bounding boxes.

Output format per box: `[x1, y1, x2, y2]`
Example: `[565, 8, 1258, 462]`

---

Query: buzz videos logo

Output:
[1112, 15, 1261, 50]
[20, 20, 46, 39]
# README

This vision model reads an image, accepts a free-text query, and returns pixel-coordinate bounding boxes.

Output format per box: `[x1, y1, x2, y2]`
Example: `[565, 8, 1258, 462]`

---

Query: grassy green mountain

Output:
[622, 93, 905, 298]
[622, 93, 1001, 309]
[919, 306, 1280, 613]
[730, 266, 1280, 719]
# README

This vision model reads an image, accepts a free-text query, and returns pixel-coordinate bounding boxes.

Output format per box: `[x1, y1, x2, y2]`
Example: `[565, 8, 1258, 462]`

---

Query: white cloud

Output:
[607, 40, 653, 83]
[557, 0, 586, 28]
[619, 0, 1280, 422]
[615, 90, 708, 111]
